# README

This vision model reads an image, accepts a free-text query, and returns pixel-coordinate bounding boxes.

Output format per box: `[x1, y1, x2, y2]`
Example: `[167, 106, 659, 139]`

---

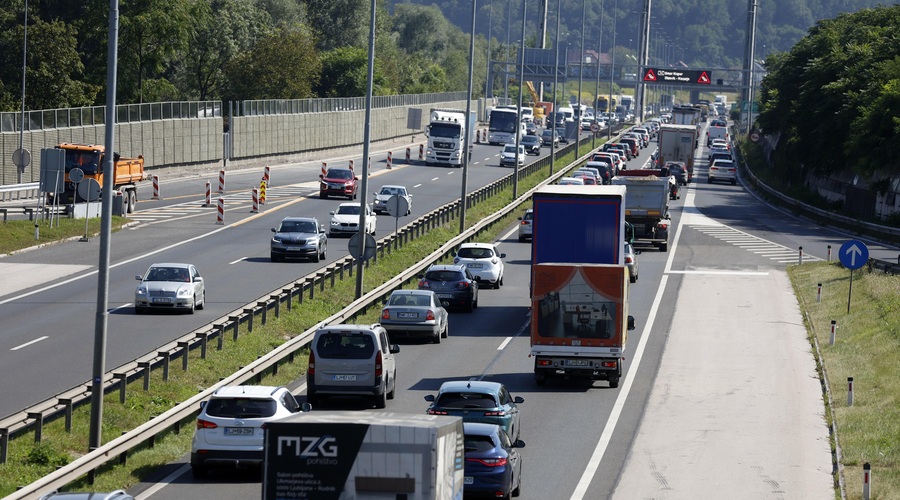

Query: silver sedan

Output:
[380, 290, 448, 344]
[134, 263, 205, 314]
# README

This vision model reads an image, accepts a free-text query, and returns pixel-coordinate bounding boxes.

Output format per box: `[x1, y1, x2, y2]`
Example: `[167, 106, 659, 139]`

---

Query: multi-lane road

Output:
[3, 122, 897, 498]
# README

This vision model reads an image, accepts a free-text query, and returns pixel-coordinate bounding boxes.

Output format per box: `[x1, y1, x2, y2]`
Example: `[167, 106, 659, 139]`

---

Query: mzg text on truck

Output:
[529, 185, 636, 388]
[50, 143, 145, 213]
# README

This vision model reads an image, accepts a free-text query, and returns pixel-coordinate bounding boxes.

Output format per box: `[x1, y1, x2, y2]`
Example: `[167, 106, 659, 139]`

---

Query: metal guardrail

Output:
[0, 183, 39, 202]
[1, 141, 595, 499]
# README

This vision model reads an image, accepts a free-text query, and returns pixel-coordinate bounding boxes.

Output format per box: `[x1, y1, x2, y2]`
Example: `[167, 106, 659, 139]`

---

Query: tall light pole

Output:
[607, 0, 618, 140]
[550, 0, 561, 175]
[505, 0, 512, 101]
[513, 0, 526, 199]
[460, 0, 478, 232]
[17, 0, 29, 184]
[592, 0, 605, 149]
[484, 0, 493, 100]
[354, 0, 378, 298]
[576, 0, 586, 157]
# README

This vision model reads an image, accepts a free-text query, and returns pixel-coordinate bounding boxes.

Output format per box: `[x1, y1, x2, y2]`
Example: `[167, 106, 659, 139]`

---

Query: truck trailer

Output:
[529, 185, 635, 388]
[425, 109, 476, 167]
[263, 411, 464, 500]
[611, 171, 671, 252]
[656, 123, 699, 175]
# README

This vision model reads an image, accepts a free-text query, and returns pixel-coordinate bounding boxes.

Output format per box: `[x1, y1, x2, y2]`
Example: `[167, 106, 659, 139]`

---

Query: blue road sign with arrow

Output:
[839, 240, 869, 270]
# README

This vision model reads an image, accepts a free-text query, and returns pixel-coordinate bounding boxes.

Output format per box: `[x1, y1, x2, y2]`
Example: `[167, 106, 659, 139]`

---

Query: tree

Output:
[305, 0, 368, 51]
[317, 46, 388, 97]
[224, 27, 320, 100]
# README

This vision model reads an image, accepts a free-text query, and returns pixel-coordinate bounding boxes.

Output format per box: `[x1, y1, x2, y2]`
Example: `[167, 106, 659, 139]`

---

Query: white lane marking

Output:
[431, 177, 439, 181]
[667, 270, 769, 276]
[413, 183, 422, 188]
[229, 257, 247, 265]
[134, 463, 191, 500]
[111, 303, 133, 312]
[497, 337, 513, 350]
[10, 336, 49, 351]
[572, 274, 670, 499]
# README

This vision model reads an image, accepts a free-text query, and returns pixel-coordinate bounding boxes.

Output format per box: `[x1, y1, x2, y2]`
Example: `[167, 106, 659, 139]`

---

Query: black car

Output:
[418, 264, 479, 312]
[525, 121, 538, 135]
[270, 217, 327, 262]
[520, 135, 542, 155]
[667, 163, 688, 185]
[555, 127, 569, 143]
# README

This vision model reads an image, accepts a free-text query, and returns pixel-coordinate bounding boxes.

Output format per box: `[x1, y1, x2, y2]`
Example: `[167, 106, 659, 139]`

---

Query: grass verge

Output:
[0, 148, 584, 496]
[0, 217, 129, 256]
[789, 262, 900, 499]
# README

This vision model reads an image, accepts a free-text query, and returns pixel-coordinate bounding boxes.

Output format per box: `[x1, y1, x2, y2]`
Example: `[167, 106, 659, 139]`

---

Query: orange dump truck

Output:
[55, 143, 145, 212]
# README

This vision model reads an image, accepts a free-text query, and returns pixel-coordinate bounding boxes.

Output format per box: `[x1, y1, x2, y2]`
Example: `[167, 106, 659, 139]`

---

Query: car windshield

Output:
[503, 145, 518, 154]
[315, 333, 375, 359]
[389, 294, 430, 306]
[379, 187, 404, 196]
[325, 169, 352, 180]
[457, 247, 494, 259]
[337, 205, 360, 215]
[425, 270, 465, 282]
[205, 397, 277, 418]
[146, 267, 189, 282]
[280, 221, 316, 233]
[435, 392, 499, 409]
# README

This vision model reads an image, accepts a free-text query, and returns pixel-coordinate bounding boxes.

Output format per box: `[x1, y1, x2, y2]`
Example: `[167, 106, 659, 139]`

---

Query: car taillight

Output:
[625, 256, 633, 263]
[520, 221, 528, 225]
[453, 257, 460, 264]
[197, 419, 218, 430]
[601, 360, 618, 368]
[419, 280, 430, 288]
[658, 222, 668, 230]
[382, 309, 391, 320]
[427, 409, 448, 415]
[426, 310, 435, 320]
[308, 350, 315, 375]
[483, 410, 507, 417]
[467, 457, 508, 467]
[375, 350, 383, 377]
[456, 282, 470, 289]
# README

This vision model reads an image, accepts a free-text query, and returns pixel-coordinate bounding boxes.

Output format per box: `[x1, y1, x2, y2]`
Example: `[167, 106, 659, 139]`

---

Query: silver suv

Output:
[190, 385, 302, 478]
[270, 217, 327, 262]
[307, 324, 399, 408]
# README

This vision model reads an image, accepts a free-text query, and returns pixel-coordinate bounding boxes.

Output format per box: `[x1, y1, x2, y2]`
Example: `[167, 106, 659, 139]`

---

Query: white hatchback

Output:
[453, 243, 506, 289]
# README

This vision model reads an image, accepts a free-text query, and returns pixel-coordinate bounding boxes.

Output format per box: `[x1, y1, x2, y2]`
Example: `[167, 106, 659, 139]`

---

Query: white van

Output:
[557, 106, 575, 123]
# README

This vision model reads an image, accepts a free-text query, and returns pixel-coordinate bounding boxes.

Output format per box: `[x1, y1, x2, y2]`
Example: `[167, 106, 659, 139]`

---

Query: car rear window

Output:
[315, 333, 376, 359]
[523, 211, 533, 221]
[457, 247, 494, 259]
[390, 294, 430, 306]
[205, 397, 277, 418]
[436, 392, 499, 409]
[464, 434, 497, 453]
[425, 270, 465, 281]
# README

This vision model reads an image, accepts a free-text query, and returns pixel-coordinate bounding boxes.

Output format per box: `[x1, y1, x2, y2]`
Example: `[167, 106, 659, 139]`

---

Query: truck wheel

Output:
[609, 376, 620, 388]
[127, 190, 136, 213]
[374, 390, 387, 409]
[659, 242, 668, 252]
[534, 372, 547, 386]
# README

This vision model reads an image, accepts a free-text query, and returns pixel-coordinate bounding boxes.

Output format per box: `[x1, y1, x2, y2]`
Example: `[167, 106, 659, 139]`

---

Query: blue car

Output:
[463, 422, 524, 498]
[424, 380, 524, 440]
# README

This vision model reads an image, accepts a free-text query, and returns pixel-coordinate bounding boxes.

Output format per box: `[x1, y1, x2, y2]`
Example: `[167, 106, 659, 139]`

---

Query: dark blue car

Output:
[463, 422, 524, 498]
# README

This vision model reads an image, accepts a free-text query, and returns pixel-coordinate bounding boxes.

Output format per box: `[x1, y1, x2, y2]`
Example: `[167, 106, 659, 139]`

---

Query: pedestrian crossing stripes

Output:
[129, 184, 318, 222]
[688, 224, 822, 264]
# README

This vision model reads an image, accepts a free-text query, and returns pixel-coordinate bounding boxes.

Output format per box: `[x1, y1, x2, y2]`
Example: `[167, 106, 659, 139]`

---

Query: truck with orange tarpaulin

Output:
[529, 185, 635, 388]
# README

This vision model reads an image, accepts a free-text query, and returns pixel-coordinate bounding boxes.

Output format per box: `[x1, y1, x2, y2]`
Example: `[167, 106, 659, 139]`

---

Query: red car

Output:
[319, 168, 359, 199]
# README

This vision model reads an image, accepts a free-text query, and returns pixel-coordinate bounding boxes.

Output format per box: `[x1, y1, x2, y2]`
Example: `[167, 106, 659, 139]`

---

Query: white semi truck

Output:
[425, 108, 476, 167]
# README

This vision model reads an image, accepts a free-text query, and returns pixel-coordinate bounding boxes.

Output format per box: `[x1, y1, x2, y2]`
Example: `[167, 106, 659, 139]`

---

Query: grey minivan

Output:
[307, 324, 399, 408]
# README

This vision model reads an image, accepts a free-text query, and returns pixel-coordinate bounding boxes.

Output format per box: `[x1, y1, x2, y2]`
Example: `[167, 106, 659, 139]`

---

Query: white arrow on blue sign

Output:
[838, 240, 869, 270]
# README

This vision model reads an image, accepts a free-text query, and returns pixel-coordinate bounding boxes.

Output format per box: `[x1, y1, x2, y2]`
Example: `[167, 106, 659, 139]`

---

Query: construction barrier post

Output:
[830, 320, 837, 345]
[406, 147, 411, 163]
[816, 283, 822, 303]
[387, 151, 392, 169]
[263, 165, 270, 184]
[418, 144, 424, 161]
[251, 188, 259, 213]
[151, 175, 160, 200]
[321, 162, 327, 177]
[204, 181, 211, 207]
[863, 463, 871, 500]
[847, 377, 854, 406]
[798, 246, 803, 265]
[216, 197, 224, 224]
[827, 245, 832, 261]
[218, 170, 225, 193]
[349, 159, 354, 171]
[259, 180, 267, 205]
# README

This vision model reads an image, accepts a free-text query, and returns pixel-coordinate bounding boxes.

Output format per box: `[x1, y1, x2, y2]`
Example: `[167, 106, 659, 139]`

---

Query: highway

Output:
[4, 120, 897, 498]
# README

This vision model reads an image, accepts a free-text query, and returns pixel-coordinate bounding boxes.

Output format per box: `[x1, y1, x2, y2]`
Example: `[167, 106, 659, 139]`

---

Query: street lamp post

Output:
[576, 0, 586, 157]
[607, 0, 618, 140]
[550, 0, 561, 175]
[505, 0, 512, 101]
[459, 0, 478, 232]
[592, 0, 604, 149]
[513, 0, 526, 199]
[484, 0, 493, 100]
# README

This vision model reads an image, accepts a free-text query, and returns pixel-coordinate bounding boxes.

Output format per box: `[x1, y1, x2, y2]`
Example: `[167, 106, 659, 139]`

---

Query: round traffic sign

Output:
[12, 148, 31, 168]
[749, 131, 760, 143]
[348, 233, 377, 261]
[838, 240, 869, 270]
[69, 167, 85, 183]
[590, 122, 600, 133]
[77, 178, 102, 202]
[385, 195, 410, 218]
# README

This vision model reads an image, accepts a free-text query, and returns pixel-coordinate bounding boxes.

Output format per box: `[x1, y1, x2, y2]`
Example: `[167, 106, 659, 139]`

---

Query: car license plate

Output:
[224, 427, 254, 436]
[397, 312, 418, 319]
[566, 359, 590, 367]
[436, 294, 453, 299]
[152, 297, 172, 303]
[464, 476, 474, 485]
[333, 374, 357, 381]
[466, 263, 484, 268]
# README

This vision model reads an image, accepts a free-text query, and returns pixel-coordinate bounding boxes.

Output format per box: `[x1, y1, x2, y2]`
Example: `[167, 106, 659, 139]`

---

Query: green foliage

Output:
[757, 5, 900, 183]
[24, 443, 70, 468]
[305, 0, 369, 52]
[317, 46, 391, 97]
[224, 27, 321, 100]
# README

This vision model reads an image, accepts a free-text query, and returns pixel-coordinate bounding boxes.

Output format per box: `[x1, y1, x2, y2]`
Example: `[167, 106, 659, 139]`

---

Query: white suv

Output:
[307, 324, 399, 408]
[190, 385, 302, 478]
[453, 242, 506, 289]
